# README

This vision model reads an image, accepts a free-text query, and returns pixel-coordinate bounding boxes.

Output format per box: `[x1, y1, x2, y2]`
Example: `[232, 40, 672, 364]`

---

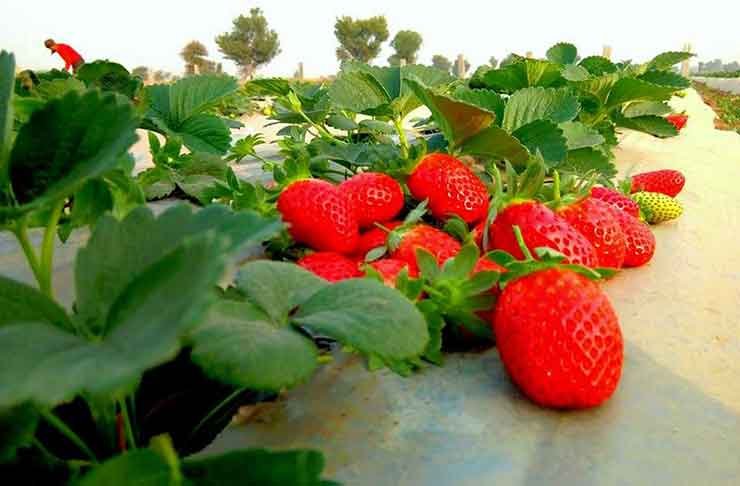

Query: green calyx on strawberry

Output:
[492, 226, 623, 409]
[362, 200, 462, 273]
[415, 244, 501, 341]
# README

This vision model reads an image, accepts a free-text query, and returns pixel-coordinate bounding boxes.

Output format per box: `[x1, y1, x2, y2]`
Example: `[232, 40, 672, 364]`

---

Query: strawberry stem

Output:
[512, 225, 534, 261]
[552, 170, 561, 206]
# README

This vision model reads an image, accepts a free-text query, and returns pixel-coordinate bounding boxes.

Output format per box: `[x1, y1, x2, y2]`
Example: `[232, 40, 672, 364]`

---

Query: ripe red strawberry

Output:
[495, 267, 623, 408]
[340, 172, 404, 228]
[556, 198, 626, 269]
[630, 169, 685, 197]
[390, 224, 461, 273]
[366, 258, 418, 287]
[353, 221, 402, 260]
[489, 201, 599, 268]
[277, 179, 359, 254]
[666, 113, 688, 130]
[407, 153, 489, 224]
[590, 186, 640, 218]
[297, 252, 362, 282]
[611, 209, 656, 267]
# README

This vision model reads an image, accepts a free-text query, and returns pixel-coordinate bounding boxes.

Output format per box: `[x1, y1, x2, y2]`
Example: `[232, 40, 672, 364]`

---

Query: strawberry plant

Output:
[1, 51, 431, 483]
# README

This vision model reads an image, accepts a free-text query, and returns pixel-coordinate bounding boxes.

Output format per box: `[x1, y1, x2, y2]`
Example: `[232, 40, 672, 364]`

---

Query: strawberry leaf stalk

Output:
[493, 226, 623, 409]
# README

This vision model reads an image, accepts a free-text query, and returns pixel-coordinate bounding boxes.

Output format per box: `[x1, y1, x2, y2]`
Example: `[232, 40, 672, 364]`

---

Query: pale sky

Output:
[2, 1, 739, 78]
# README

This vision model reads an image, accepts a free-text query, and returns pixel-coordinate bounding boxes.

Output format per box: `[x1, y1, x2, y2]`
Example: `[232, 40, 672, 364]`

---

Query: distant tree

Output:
[432, 54, 453, 73]
[132, 66, 149, 80]
[152, 70, 172, 83]
[489, 56, 498, 68]
[388, 30, 422, 66]
[216, 7, 281, 79]
[181, 41, 209, 72]
[334, 15, 389, 63]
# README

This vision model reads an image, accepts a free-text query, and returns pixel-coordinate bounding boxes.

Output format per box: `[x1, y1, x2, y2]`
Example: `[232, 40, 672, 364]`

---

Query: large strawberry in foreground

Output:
[277, 179, 359, 254]
[340, 172, 404, 228]
[493, 227, 624, 409]
[630, 169, 685, 197]
[407, 153, 489, 224]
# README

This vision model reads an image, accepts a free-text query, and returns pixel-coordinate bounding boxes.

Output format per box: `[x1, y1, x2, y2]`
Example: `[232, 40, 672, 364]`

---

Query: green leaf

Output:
[325, 114, 358, 130]
[137, 168, 176, 200]
[77, 448, 177, 486]
[0, 404, 39, 462]
[167, 75, 239, 123]
[176, 114, 232, 154]
[0, 275, 73, 330]
[58, 179, 114, 242]
[0, 235, 227, 408]
[460, 125, 530, 168]
[638, 70, 690, 89]
[615, 114, 678, 138]
[7, 90, 137, 211]
[144, 75, 238, 154]
[450, 86, 505, 126]
[75, 61, 142, 99]
[578, 56, 617, 76]
[502, 87, 579, 132]
[606, 78, 677, 108]
[559, 121, 606, 150]
[561, 64, 591, 81]
[328, 70, 390, 113]
[176, 175, 223, 204]
[546, 42, 578, 65]
[235, 261, 327, 325]
[571, 73, 619, 104]
[34, 78, 85, 100]
[561, 147, 617, 179]
[0, 51, 14, 180]
[416, 300, 445, 365]
[74, 204, 282, 335]
[293, 279, 429, 362]
[358, 119, 395, 134]
[104, 169, 146, 219]
[623, 101, 672, 118]
[183, 448, 336, 486]
[512, 120, 567, 165]
[406, 78, 494, 147]
[648, 51, 694, 70]
[481, 59, 562, 93]
[189, 299, 318, 390]
[245, 78, 292, 97]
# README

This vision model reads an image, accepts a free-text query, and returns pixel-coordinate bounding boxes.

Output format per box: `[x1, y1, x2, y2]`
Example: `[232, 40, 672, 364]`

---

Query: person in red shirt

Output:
[44, 39, 84, 73]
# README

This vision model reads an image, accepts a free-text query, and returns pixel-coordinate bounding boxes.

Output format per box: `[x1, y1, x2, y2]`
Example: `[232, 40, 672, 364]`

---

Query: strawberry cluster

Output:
[274, 153, 686, 410]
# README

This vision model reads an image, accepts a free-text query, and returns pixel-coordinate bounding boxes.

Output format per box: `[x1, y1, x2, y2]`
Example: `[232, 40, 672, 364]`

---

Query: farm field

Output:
[2, 29, 740, 485]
